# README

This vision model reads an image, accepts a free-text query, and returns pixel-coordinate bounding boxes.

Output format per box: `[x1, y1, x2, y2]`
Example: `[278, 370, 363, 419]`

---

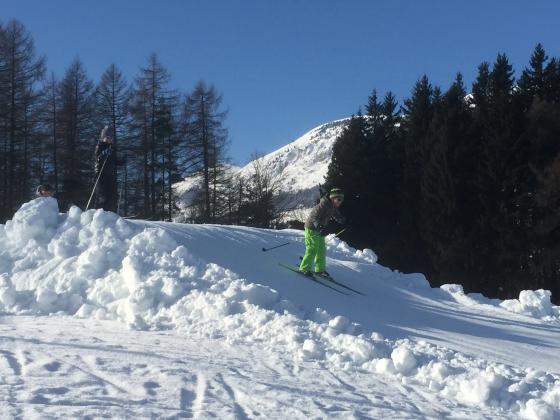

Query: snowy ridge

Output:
[1, 199, 560, 418]
[173, 118, 349, 220]
[236, 118, 349, 196]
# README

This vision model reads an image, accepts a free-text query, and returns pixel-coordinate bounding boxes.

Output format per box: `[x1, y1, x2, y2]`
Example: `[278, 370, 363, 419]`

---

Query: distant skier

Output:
[94, 126, 117, 212]
[299, 188, 346, 277]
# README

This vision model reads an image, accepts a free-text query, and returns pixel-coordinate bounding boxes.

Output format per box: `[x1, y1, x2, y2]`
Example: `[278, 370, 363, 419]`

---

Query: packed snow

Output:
[1, 198, 560, 418]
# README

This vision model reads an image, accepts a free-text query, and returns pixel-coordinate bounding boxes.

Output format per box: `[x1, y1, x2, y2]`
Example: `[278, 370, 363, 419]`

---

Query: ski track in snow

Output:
[0, 316, 495, 419]
[1, 199, 560, 418]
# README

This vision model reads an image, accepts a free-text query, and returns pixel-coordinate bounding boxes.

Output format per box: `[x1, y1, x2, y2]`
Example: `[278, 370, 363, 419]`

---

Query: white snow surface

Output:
[1, 198, 560, 418]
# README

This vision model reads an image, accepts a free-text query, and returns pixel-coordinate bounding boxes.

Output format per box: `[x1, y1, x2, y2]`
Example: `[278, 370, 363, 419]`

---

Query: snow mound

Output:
[441, 284, 560, 323]
[1, 199, 560, 417]
[4, 197, 59, 246]
[501, 290, 560, 321]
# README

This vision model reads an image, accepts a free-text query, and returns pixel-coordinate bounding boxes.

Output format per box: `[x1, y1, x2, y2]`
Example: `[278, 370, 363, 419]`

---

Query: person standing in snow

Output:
[94, 126, 118, 212]
[299, 188, 346, 276]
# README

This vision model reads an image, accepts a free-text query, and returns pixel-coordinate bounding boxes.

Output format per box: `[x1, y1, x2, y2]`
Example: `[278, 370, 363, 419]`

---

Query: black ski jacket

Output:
[94, 140, 115, 176]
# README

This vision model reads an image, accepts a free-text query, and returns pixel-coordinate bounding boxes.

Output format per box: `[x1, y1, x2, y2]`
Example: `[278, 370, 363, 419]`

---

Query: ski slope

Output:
[1, 198, 560, 418]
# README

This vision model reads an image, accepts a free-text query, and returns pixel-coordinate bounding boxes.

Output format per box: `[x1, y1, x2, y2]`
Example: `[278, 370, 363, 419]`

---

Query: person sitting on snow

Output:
[36, 183, 54, 198]
[35, 183, 60, 210]
[299, 187, 346, 277]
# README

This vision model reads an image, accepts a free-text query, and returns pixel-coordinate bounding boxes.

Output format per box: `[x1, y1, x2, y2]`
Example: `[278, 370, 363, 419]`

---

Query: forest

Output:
[0, 19, 239, 224]
[325, 44, 560, 303]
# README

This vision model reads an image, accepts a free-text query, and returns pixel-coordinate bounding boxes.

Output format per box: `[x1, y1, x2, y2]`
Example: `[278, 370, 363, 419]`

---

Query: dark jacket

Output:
[94, 140, 118, 212]
[94, 140, 115, 176]
[304, 196, 345, 231]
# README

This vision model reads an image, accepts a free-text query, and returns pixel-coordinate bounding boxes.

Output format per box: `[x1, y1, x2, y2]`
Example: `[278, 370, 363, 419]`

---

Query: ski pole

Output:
[86, 155, 108, 210]
[116, 169, 124, 215]
[262, 241, 290, 252]
[334, 228, 347, 237]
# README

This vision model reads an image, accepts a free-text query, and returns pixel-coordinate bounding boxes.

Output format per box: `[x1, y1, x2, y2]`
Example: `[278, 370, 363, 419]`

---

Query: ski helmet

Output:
[329, 188, 344, 199]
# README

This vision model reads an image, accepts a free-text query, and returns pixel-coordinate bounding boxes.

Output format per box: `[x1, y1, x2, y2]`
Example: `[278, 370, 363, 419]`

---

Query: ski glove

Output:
[99, 148, 112, 158]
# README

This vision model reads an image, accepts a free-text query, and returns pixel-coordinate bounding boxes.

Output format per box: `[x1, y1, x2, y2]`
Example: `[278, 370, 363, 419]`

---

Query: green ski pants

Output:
[299, 228, 326, 273]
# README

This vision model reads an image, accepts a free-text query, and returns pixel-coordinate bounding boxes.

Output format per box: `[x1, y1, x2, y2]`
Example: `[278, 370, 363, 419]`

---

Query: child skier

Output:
[299, 188, 346, 277]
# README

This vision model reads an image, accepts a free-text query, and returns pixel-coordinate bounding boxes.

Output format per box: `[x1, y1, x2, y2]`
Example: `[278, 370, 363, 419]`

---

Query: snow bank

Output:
[441, 283, 560, 323]
[4, 197, 60, 246]
[1, 199, 560, 418]
[501, 290, 560, 321]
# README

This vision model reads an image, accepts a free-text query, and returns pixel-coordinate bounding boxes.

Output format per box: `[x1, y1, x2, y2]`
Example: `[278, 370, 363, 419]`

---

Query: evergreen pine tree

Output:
[518, 43, 548, 102]
[360, 91, 402, 263]
[418, 75, 472, 283]
[325, 114, 368, 242]
[526, 98, 560, 301]
[472, 54, 531, 296]
[399, 76, 435, 271]
[543, 57, 560, 102]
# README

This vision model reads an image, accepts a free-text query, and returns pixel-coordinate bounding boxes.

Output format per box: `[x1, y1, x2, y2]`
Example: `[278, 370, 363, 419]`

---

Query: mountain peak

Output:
[174, 118, 350, 220]
[238, 118, 349, 195]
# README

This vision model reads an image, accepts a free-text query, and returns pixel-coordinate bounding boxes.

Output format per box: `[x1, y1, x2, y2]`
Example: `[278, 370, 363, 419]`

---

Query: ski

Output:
[315, 273, 366, 296]
[298, 257, 365, 295]
[278, 263, 350, 295]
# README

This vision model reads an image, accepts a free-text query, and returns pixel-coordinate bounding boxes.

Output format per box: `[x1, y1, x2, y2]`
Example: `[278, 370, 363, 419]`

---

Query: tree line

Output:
[325, 44, 560, 303]
[0, 19, 308, 229]
[0, 19, 249, 223]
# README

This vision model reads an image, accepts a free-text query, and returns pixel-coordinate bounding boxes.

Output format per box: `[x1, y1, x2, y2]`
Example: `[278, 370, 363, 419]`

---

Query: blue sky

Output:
[4, 0, 560, 164]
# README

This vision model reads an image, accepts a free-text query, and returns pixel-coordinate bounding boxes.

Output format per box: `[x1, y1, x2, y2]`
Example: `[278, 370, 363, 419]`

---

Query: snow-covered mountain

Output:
[1, 198, 560, 418]
[236, 118, 349, 196]
[173, 118, 349, 221]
